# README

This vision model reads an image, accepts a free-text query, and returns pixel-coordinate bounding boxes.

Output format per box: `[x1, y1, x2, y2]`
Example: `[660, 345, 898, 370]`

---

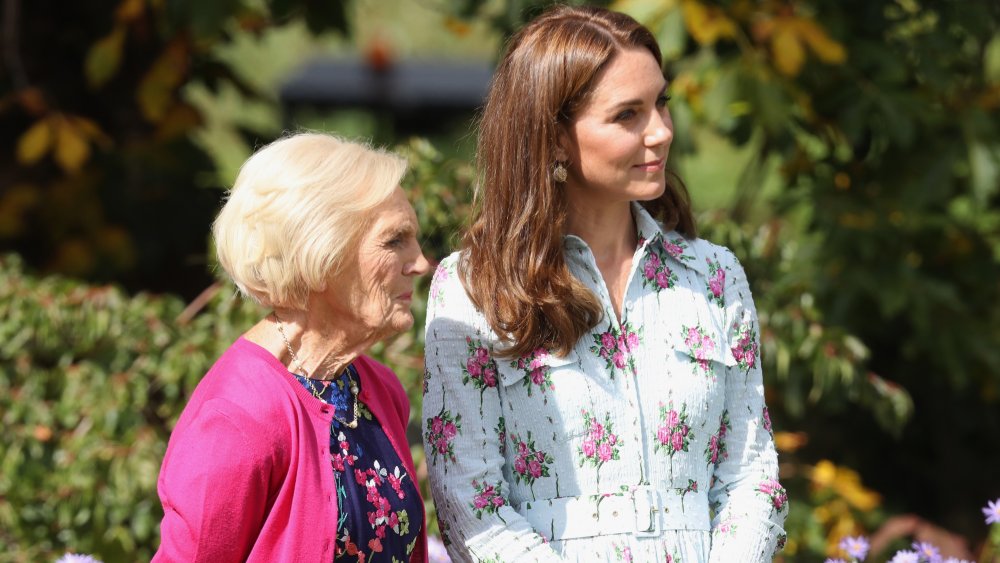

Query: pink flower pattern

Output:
[509, 432, 554, 494]
[424, 409, 462, 466]
[730, 319, 759, 372]
[655, 402, 693, 456]
[430, 261, 453, 306]
[510, 347, 555, 399]
[705, 258, 726, 307]
[461, 337, 499, 391]
[423, 232, 787, 560]
[589, 321, 642, 378]
[683, 325, 717, 377]
[578, 410, 620, 472]
[705, 409, 731, 466]
[757, 478, 789, 512]
[469, 479, 508, 519]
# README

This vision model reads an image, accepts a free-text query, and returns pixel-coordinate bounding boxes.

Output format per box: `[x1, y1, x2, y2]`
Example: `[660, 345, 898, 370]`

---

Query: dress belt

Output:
[516, 486, 711, 541]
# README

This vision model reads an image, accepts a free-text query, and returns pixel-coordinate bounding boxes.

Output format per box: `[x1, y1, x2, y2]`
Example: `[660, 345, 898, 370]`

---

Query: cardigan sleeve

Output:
[153, 399, 275, 563]
[706, 252, 788, 562]
[422, 256, 562, 563]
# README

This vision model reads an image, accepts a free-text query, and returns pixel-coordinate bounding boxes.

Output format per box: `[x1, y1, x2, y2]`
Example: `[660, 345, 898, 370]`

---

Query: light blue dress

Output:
[422, 203, 787, 562]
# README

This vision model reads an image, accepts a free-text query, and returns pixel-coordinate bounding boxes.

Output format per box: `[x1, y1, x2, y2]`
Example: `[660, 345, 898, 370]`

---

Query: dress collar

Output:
[563, 202, 706, 276]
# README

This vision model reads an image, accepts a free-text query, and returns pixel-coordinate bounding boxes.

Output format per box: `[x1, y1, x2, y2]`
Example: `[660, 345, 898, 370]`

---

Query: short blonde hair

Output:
[213, 132, 406, 309]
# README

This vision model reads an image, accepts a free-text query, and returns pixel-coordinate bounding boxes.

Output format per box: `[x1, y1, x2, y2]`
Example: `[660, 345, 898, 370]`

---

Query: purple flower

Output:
[427, 535, 452, 563]
[888, 551, 920, 563]
[839, 535, 870, 561]
[911, 541, 941, 563]
[56, 556, 102, 563]
[824, 559, 848, 563]
[983, 497, 1000, 525]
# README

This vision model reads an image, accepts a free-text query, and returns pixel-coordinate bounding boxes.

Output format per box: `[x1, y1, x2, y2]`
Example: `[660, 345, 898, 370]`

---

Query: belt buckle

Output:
[632, 486, 661, 537]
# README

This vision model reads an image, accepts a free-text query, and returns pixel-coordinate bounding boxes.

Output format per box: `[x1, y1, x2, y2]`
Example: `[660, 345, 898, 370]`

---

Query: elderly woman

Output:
[423, 5, 786, 563]
[154, 133, 430, 562]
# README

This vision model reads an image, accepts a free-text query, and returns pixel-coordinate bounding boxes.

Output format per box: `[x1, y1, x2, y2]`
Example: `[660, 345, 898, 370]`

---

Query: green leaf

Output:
[85, 26, 126, 89]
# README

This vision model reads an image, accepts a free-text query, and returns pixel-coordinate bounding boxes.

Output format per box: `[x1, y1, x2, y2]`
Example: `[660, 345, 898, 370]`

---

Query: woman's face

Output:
[560, 47, 673, 207]
[321, 187, 430, 340]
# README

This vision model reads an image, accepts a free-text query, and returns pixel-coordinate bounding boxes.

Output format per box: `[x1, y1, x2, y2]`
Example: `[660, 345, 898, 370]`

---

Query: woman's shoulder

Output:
[184, 338, 300, 427]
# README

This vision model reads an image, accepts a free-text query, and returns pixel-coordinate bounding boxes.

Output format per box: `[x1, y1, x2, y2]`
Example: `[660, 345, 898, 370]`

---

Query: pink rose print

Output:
[663, 237, 693, 262]
[578, 410, 620, 479]
[461, 337, 499, 392]
[509, 431, 554, 498]
[511, 348, 556, 399]
[590, 321, 642, 378]
[682, 325, 717, 378]
[654, 402, 692, 456]
[429, 261, 452, 306]
[705, 409, 731, 466]
[705, 258, 726, 307]
[614, 543, 633, 562]
[470, 479, 508, 519]
[757, 478, 789, 512]
[762, 406, 773, 435]
[730, 318, 759, 372]
[425, 409, 462, 467]
[640, 239, 680, 292]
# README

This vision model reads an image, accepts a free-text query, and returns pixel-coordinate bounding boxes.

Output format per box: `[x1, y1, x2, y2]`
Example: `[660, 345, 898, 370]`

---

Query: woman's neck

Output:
[565, 198, 638, 323]
[565, 199, 637, 263]
[248, 306, 376, 380]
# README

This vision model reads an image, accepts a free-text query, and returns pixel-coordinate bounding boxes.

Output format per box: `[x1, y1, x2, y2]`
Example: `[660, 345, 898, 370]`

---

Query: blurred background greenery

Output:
[1, 0, 998, 561]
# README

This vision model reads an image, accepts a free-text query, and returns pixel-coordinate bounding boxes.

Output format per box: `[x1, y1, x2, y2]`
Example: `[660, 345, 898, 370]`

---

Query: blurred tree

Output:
[0, 0, 349, 299]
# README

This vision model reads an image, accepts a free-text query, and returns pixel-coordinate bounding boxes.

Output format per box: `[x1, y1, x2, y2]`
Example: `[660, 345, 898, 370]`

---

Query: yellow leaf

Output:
[794, 18, 846, 64]
[68, 115, 112, 147]
[682, 0, 737, 45]
[772, 24, 805, 76]
[16, 118, 53, 165]
[85, 26, 126, 89]
[54, 118, 91, 174]
[154, 102, 202, 141]
[115, 0, 145, 22]
[773, 430, 808, 452]
[137, 40, 189, 123]
[443, 16, 471, 37]
[811, 459, 837, 489]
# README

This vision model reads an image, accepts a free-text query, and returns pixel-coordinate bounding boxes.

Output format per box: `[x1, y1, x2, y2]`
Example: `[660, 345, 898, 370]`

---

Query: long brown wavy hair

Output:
[462, 5, 696, 359]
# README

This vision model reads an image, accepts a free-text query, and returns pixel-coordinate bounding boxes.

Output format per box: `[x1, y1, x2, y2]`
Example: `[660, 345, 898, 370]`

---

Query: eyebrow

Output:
[608, 84, 670, 112]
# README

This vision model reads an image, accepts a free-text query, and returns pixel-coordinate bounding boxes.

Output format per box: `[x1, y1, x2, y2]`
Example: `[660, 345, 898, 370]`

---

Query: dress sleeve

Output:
[153, 399, 274, 563]
[422, 258, 562, 563]
[707, 253, 788, 562]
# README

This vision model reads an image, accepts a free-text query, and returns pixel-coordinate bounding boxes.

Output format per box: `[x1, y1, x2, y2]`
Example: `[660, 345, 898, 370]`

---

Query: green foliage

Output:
[0, 136, 473, 561]
[0, 254, 260, 561]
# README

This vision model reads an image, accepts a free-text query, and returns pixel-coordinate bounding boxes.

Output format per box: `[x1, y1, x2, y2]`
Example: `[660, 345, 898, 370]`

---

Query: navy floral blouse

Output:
[294, 365, 423, 562]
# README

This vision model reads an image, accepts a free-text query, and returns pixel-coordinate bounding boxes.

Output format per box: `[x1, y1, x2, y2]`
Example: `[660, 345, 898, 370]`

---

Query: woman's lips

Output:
[634, 158, 665, 171]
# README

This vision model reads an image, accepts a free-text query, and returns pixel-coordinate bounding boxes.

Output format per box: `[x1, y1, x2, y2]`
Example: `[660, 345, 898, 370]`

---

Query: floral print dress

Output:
[294, 365, 423, 562]
[422, 203, 787, 563]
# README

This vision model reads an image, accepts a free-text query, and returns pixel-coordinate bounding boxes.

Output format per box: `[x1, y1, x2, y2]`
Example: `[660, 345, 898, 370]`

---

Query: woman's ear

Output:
[554, 125, 571, 163]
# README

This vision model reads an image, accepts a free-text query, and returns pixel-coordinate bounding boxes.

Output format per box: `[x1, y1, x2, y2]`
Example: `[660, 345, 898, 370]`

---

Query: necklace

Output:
[273, 313, 360, 429]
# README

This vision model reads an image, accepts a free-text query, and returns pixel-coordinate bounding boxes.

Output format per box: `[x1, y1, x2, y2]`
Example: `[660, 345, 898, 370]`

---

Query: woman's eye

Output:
[614, 109, 636, 122]
[656, 94, 672, 107]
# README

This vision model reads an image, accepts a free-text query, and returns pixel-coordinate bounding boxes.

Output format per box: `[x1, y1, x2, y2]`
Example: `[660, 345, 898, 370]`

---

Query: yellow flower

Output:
[682, 0, 737, 45]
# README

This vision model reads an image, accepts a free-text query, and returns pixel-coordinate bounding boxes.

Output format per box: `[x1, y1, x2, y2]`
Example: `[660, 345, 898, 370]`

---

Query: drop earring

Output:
[552, 161, 568, 183]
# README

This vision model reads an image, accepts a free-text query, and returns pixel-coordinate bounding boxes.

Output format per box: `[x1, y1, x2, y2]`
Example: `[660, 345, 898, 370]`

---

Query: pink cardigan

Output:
[153, 337, 427, 562]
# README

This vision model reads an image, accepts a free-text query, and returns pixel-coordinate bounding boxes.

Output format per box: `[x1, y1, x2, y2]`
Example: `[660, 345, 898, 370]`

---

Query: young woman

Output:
[422, 6, 787, 562]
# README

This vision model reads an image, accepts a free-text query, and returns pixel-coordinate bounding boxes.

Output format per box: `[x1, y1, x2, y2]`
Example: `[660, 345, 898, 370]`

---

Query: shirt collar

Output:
[562, 202, 707, 277]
